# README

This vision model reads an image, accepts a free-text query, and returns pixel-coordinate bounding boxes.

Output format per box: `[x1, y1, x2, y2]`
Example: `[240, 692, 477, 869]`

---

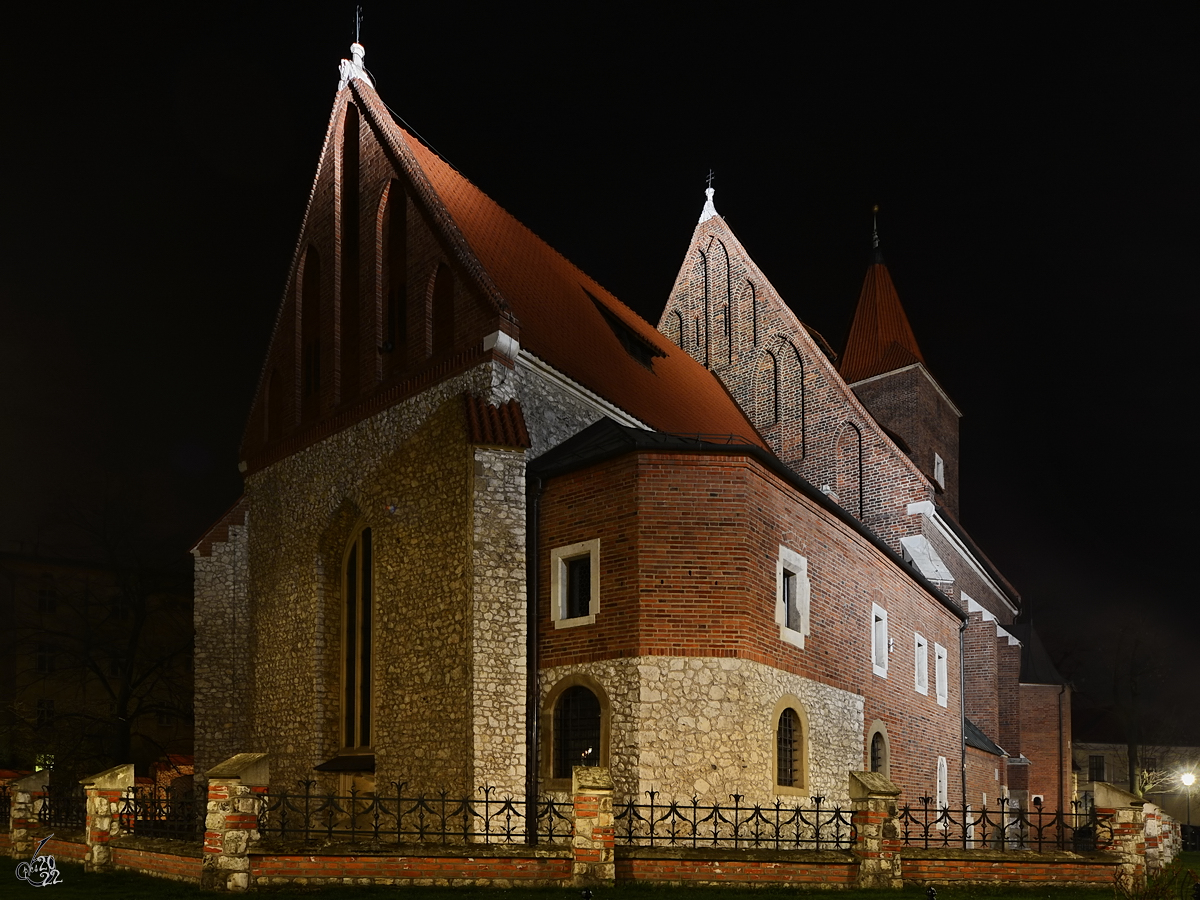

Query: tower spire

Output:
[698, 170, 719, 223]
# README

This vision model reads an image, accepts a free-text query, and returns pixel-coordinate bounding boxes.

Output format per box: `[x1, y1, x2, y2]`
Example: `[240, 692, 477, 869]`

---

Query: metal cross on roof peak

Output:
[706, 169, 715, 190]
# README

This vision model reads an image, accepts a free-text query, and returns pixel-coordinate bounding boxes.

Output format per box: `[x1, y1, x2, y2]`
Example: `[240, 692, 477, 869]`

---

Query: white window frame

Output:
[937, 755, 949, 809]
[935, 642, 948, 707]
[914, 633, 929, 694]
[550, 539, 600, 629]
[775, 546, 811, 648]
[934, 452, 945, 488]
[871, 604, 889, 677]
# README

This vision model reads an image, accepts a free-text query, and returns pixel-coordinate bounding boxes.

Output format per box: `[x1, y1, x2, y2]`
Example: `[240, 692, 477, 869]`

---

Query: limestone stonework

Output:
[540, 656, 863, 806]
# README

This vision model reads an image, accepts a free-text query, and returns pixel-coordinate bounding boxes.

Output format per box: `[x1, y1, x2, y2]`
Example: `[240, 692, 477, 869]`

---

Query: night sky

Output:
[2, 8, 1195, 738]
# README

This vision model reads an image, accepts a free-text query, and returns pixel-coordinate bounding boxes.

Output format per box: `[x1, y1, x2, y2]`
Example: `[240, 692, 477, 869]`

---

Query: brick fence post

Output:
[849, 770, 903, 889]
[80, 763, 136, 873]
[572, 766, 614, 887]
[1095, 781, 1146, 887]
[202, 753, 269, 892]
[9, 772, 48, 860]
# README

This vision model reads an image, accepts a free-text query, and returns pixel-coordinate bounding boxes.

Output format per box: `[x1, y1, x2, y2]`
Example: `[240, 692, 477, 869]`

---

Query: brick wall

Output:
[1020, 683, 1071, 808]
[537, 448, 963, 804]
[658, 217, 935, 551]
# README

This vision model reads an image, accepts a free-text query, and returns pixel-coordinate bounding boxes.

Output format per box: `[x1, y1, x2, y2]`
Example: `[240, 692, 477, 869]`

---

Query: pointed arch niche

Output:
[379, 180, 408, 376]
[754, 348, 780, 443]
[340, 102, 362, 402]
[836, 422, 864, 519]
[427, 263, 455, 357]
[300, 245, 323, 422]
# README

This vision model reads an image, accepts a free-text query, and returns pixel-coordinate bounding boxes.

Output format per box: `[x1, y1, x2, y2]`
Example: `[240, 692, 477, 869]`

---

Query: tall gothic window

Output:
[343, 527, 373, 748]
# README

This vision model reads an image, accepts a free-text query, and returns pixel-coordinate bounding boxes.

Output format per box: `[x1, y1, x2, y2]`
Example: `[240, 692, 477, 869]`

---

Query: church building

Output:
[193, 43, 1069, 816]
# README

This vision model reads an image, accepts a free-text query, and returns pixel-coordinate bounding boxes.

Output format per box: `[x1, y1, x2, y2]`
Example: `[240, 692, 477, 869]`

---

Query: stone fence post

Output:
[571, 766, 614, 887]
[9, 772, 48, 860]
[81, 763, 136, 873]
[1094, 782, 1146, 887]
[202, 753, 269, 892]
[849, 770, 903, 889]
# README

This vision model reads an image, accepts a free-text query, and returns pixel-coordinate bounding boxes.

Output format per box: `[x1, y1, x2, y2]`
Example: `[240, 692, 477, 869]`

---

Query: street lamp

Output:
[1183, 772, 1195, 850]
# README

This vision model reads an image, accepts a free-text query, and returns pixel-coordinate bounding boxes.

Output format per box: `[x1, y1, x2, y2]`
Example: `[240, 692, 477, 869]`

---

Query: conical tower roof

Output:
[839, 217, 926, 383]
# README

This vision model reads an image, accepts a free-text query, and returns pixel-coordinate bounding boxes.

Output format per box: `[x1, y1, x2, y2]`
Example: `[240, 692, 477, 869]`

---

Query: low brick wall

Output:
[44, 836, 88, 863]
[901, 848, 1123, 885]
[617, 847, 857, 886]
[110, 837, 204, 883]
[249, 845, 573, 887]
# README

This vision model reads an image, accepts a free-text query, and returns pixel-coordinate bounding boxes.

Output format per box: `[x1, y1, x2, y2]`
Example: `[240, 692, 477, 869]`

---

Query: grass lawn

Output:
[4, 853, 1198, 899]
[0, 860, 1134, 900]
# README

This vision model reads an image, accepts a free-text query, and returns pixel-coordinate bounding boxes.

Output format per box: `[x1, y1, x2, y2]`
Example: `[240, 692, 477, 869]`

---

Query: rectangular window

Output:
[937, 756, 949, 809]
[934, 452, 945, 487]
[872, 604, 889, 677]
[551, 539, 600, 629]
[566, 557, 591, 619]
[36, 699, 54, 728]
[36, 642, 55, 675]
[776, 547, 811, 648]
[935, 643, 948, 707]
[1089, 755, 1106, 783]
[37, 587, 57, 615]
[914, 633, 928, 694]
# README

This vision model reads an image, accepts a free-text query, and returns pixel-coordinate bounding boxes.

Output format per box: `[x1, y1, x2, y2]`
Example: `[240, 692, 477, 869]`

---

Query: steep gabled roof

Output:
[349, 77, 764, 446]
[839, 251, 927, 384]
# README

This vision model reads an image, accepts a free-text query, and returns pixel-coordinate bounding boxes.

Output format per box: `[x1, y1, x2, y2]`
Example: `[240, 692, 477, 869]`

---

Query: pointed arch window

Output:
[773, 697, 809, 794]
[343, 526, 373, 749]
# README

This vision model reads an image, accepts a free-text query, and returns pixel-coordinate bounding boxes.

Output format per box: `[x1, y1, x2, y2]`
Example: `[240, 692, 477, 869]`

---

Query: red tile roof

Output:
[464, 395, 531, 449]
[839, 260, 926, 384]
[353, 82, 764, 447]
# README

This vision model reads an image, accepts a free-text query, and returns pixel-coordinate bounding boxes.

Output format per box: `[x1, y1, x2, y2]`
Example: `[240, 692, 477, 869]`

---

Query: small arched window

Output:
[342, 526, 373, 749]
[553, 686, 601, 779]
[777, 707, 801, 787]
[867, 721, 891, 778]
[430, 263, 455, 354]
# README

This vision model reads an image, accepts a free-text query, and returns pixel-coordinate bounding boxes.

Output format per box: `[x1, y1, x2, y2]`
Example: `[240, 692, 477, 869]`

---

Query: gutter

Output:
[524, 475, 544, 844]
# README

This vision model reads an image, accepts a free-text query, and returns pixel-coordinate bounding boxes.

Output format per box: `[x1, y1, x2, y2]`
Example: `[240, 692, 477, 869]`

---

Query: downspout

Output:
[524, 475, 543, 844]
[960, 616, 969, 813]
[1057, 683, 1066, 830]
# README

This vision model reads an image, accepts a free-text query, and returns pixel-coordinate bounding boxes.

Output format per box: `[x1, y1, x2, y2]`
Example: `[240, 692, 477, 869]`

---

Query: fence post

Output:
[572, 766, 614, 887]
[1094, 782, 1146, 888]
[80, 763, 136, 873]
[849, 771, 903, 889]
[201, 753, 269, 892]
[9, 772, 48, 860]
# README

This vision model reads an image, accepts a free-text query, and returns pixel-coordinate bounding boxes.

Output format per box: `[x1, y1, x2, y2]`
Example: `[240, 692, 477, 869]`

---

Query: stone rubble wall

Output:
[540, 656, 864, 806]
[193, 519, 251, 782]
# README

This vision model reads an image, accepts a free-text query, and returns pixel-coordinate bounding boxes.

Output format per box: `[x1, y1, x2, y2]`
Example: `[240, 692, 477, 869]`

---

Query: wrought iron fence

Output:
[898, 797, 1111, 852]
[37, 783, 85, 832]
[258, 781, 572, 846]
[0, 783, 10, 828]
[614, 792, 856, 850]
[117, 786, 205, 841]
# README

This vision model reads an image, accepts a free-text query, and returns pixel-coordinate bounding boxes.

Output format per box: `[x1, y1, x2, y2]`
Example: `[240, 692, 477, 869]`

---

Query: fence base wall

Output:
[900, 849, 1124, 886]
[111, 839, 204, 883]
[249, 849, 573, 888]
[616, 848, 857, 886]
[44, 837, 88, 864]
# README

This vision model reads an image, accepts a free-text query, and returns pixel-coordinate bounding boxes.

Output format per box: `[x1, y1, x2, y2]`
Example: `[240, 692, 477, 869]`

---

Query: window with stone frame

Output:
[550, 539, 600, 629]
[553, 685, 601, 778]
[871, 732, 886, 773]
[871, 604, 889, 677]
[342, 526, 374, 749]
[1089, 755, 1106, 783]
[935, 642, 948, 707]
[776, 546, 811, 648]
[936, 756, 949, 809]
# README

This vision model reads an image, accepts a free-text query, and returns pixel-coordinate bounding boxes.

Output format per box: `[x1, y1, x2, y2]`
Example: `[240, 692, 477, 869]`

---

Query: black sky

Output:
[1, 7, 1195, 735]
